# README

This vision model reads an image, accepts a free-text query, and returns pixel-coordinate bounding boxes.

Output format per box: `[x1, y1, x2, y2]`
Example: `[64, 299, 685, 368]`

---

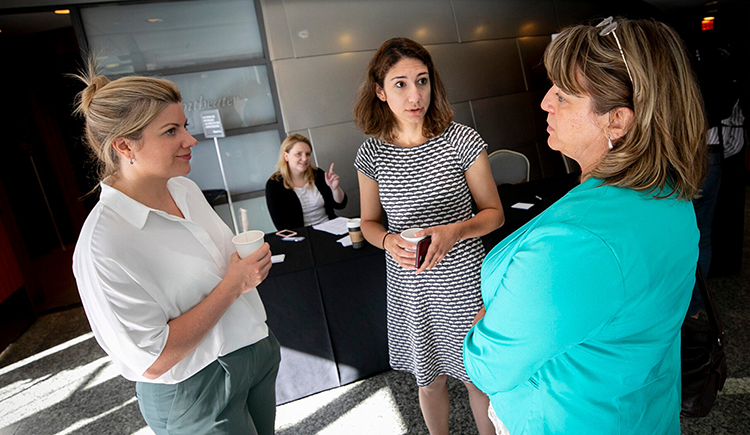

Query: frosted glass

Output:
[82, 0, 263, 75]
[167, 66, 277, 136]
[187, 129, 281, 195]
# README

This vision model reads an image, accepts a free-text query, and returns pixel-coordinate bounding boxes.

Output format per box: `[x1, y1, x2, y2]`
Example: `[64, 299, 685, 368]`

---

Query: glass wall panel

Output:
[81, 0, 263, 75]
[187, 130, 281, 194]
[167, 66, 276, 136]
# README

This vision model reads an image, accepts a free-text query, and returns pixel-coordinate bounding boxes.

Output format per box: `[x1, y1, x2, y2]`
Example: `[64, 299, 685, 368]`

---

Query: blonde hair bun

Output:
[78, 75, 109, 115]
[72, 58, 181, 182]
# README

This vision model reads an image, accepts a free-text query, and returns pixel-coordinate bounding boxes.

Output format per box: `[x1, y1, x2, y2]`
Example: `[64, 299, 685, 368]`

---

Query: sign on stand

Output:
[200, 109, 238, 234]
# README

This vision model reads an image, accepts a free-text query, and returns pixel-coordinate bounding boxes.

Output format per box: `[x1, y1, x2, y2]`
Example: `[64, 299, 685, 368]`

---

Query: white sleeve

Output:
[77, 244, 169, 378]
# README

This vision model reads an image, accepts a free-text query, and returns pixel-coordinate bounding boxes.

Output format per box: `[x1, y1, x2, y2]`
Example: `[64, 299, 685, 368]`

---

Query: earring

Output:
[129, 158, 134, 165]
[607, 135, 614, 150]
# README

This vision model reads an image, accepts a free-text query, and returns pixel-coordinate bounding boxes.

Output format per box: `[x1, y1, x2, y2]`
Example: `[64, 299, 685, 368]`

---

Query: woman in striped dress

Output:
[353, 37, 504, 435]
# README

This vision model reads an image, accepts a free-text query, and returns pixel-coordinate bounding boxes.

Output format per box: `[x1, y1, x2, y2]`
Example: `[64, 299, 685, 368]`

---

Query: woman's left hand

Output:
[415, 224, 461, 274]
[325, 163, 340, 190]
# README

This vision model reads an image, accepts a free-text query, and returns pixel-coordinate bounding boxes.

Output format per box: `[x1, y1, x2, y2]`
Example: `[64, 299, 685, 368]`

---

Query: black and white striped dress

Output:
[355, 122, 486, 387]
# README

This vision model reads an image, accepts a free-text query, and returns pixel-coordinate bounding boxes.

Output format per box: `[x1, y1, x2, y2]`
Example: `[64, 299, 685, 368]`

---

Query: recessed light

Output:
[147, 18, 163, 23]
[703, 16, 715, 21]
[54, 9, 70, 15]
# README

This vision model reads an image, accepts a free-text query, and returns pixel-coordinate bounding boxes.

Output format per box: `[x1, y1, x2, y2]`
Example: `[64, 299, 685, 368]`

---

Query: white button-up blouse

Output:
[73, 177, 268, 384]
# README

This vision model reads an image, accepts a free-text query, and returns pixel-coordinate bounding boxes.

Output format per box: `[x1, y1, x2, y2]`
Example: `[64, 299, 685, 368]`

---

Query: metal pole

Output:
[213, 137, 239, 234]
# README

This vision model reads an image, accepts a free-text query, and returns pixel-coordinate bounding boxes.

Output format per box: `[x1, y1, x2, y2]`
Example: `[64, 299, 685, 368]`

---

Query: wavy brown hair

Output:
[271, 133, 318, 190]
[353, 37, 453, 143]
[72, 58, 181, 183]
[544, 18, 706, 200]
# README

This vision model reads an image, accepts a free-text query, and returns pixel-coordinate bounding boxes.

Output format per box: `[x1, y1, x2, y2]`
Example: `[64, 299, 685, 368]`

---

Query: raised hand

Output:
[324, 163, 340, 190]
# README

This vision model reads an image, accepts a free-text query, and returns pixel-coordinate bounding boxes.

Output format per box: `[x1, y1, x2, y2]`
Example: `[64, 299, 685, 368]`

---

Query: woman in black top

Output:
[265, 134, 347, 230]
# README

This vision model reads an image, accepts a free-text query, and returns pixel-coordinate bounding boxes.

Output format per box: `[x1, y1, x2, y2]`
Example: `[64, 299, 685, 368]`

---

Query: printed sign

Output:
[200, 109, 226, 138]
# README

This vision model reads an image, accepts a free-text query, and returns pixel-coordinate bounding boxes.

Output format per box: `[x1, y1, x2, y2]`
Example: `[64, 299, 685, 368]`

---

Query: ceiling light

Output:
[54, 9, 70, 14]
[147, 18, 163, 23]
[703, 16, 715, 21]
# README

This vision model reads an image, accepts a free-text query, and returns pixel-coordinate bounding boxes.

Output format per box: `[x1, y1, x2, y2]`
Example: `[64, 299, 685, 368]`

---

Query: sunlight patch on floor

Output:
[0, 332, 95, 377]
[317, 386, 406, 435]
[276, 382, 406, 434]
[0, 356, 110, 427]
[54, 397, 138, 435]
[275, 381, 362, 428]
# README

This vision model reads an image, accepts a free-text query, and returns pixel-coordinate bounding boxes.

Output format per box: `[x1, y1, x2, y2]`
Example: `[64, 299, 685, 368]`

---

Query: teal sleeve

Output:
[464, 223, 624, 394]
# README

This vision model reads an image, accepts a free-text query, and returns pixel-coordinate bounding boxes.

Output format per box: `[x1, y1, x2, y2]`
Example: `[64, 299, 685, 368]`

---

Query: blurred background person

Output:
[688, 33, 747, 316]
[265, 133, 347, 230]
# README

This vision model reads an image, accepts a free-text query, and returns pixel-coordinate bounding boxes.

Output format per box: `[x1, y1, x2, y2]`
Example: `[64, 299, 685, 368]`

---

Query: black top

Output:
[265, 167, 348, 230]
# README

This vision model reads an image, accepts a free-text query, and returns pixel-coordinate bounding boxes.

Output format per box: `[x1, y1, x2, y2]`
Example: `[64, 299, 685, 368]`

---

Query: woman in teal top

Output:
[464, 18, 707, 435]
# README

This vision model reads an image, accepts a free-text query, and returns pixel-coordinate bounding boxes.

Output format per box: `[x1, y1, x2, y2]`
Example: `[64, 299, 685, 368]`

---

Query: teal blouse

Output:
[464, 178, 698, 435]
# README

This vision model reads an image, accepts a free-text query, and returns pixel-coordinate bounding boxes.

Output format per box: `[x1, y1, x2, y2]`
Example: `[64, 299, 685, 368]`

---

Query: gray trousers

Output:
[136, 331, 281, 435]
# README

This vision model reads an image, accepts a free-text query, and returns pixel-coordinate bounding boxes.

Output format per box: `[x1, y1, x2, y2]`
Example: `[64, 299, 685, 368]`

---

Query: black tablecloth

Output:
[257, 226, 388, 404]
[259, 172, 580, 404]
[482, 172, 580, 251]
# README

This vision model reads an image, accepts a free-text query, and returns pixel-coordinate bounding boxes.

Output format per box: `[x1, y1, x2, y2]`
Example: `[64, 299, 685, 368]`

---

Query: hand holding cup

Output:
[225, 243, 272, 296]
[225, 230, 272, 296]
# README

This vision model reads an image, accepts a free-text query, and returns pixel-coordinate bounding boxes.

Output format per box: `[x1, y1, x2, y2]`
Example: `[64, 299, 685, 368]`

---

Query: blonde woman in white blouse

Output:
[72, 63, 279, 435]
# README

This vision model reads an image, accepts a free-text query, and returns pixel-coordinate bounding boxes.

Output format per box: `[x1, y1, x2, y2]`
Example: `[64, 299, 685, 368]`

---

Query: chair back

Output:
[488, 150, 530, 184]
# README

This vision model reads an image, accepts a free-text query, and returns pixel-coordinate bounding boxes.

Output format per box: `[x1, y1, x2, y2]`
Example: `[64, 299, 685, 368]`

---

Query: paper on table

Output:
[337, 235, 352, 247]
[511, 202, 535, 210]
[313, 216, 350, 235]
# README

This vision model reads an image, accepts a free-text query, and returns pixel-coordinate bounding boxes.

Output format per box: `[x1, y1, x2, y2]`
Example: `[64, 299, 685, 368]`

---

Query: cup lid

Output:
[347, 218, 361, 228]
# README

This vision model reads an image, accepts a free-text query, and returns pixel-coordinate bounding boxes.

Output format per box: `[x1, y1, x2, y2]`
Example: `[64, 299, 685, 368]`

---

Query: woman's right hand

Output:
[384, 234, 417, 270]
[224, 243, 273, 297]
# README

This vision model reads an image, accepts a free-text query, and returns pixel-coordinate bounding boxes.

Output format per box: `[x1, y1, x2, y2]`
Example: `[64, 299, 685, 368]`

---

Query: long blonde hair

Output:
[271, 133, 318, 190]
[72, 59, 182, 183]
[544, 18, 706, 199]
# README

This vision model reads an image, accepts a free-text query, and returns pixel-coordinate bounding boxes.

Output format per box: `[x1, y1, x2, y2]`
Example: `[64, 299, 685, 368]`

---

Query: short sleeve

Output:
[87, 250, 170, 376]
[449, 123, 487, 172]
[354, 138, 379, 181]
[464, 223, 625, 395]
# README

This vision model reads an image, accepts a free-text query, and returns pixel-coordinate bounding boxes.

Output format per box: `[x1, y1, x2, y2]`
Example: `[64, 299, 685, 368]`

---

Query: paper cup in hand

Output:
[232, 230, 265, 258]
[400, 228, 425, 252]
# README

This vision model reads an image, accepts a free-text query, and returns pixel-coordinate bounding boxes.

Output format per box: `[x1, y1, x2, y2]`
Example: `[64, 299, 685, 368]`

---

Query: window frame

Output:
[70, 0, 285, 146]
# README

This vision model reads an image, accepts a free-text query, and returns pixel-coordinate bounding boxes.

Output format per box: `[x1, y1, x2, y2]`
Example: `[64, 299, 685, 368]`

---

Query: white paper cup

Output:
[232, 230, 265, 258]
[400, 228, 425, 252]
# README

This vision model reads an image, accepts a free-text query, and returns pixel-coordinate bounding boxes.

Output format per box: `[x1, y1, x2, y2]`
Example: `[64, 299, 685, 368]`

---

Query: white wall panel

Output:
[451, 101, 475, 129]
[307, 121, 371, 219]
[260, 0, 295, 60]
[273, 51, 374, 132]
[430, 40, 526, 103]
[453, 0, 558, 41]
[282, 0, 458, 57]
[471, 92, 542, 154]
[518, 36, 552, 91]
